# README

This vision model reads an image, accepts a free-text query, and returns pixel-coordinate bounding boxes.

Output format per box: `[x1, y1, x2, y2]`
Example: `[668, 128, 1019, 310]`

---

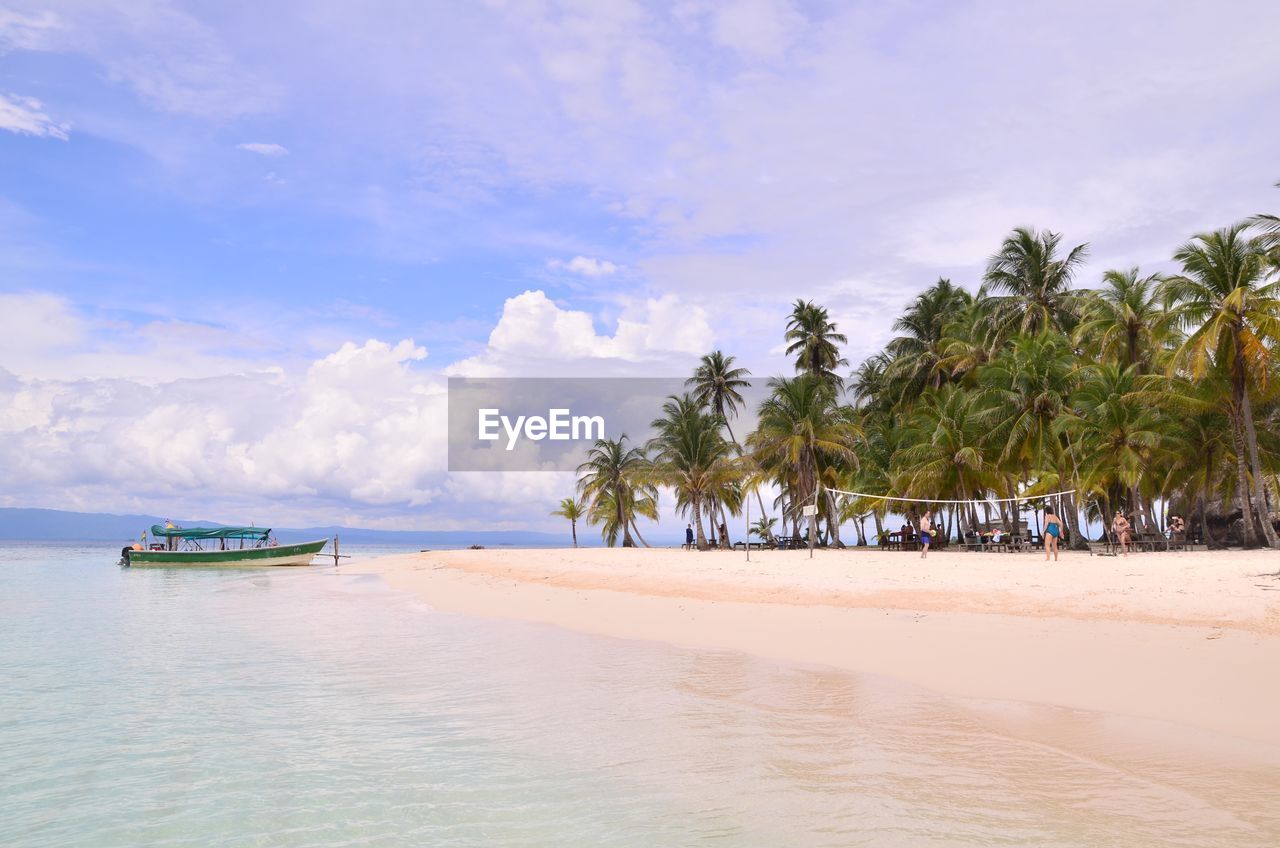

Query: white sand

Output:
[348, 546, 1280, 747]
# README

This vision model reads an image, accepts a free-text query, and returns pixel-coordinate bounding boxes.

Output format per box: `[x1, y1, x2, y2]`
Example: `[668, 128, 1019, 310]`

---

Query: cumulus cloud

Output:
[0, 93, 69, 139]
[547, 255, 618, 278]
[0, 290, 711, 528]
[237, 141, 289, 156]
[450, 289, 713, 376]
[0, 338, 451, 524]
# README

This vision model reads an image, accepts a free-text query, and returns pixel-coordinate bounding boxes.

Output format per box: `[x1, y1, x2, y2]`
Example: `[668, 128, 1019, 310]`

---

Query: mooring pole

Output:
[333, 534, 340, 567]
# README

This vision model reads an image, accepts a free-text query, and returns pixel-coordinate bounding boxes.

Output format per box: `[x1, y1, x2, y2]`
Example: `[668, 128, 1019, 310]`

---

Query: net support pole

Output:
[808, 497, 816, 560]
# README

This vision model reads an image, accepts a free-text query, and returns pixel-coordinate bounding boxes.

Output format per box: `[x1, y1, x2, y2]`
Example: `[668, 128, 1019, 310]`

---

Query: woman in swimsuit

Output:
[1043, 508, 1062, 561]
[1112, 510, 1131, 557]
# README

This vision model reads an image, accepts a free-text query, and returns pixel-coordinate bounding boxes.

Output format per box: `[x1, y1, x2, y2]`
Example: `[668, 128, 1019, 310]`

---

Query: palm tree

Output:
[750, 515, 777, 542]
[687, 350, 767, 524]
[937, 296, 1004, 385]
[849, 353, 892, 411]
[1061, 364, 1162, 529]
[976, 331, 1083, 540]
[883, 278, 973, 403]
[981, 227, 1088, 335]
[1074, 267, 1177, 373]
[978, 332, 1078, 473]
[687, 351, 752, 439]
[785, 300, 849, 388]
[585, 487, 659, 548]
[576, 435, 652, 548]
[848, 407, 899, 541]
[550, 497, 585, 547]
[1145, 375, 1235, 547]
[647, 394, 737, 551]
[747, 375, 860, 546]
[892, 385, 997, 537]
[1161, 224, 1280, 548]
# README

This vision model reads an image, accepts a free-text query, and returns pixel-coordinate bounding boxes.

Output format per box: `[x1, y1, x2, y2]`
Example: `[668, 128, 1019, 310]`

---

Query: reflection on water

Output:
[1, 541, 1277, 847]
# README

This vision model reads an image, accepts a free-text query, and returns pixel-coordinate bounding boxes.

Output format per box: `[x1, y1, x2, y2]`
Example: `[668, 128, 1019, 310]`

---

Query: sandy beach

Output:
[352, 546, 1280, 749]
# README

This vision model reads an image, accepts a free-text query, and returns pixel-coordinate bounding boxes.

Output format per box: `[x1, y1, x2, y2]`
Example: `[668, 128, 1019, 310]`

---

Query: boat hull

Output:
[125, 538, 329, 567]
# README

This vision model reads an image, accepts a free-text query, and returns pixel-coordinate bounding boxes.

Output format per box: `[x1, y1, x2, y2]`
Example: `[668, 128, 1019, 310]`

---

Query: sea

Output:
[2, 540, 1277, 847]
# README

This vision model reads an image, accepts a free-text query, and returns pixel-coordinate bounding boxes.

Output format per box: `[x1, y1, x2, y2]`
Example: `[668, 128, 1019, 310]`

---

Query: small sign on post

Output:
[802, 504, 818, 559]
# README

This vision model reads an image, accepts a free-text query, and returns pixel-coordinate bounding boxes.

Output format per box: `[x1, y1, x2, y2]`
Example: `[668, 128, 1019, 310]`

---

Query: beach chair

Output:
[963, 531, 983, 552]
[1140, 531, 1169, 552]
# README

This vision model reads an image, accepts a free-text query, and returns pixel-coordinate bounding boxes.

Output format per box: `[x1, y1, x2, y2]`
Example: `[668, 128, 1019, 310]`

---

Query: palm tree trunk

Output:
[571, 520, 578, 548]
[629, 520, 651, 547]
[1062, 491, 1083, 548]
[1145, 500, 1159, 535]
[1198, 489, 1211, 546]
[693, 494, 708, 551]
[1228, 405, 1258, 547]
[1239, 384, 1279, 547]
[1102, 491, 1113, 543]
[825, 490, 842, 547]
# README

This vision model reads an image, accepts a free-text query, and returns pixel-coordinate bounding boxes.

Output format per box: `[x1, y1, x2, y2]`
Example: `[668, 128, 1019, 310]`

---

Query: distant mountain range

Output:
[0, 507, 577, 547]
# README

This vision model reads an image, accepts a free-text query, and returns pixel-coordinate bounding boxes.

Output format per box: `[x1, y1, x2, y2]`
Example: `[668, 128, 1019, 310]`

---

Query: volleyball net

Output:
[825, 487, 1076, 507]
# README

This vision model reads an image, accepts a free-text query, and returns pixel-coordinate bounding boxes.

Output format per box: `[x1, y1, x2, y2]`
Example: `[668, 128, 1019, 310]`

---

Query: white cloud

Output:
[237, 142, 289, 156]
[707, 0, 805, 61]
[0, 292, 83, 353]
[0, 338, 450, 525]
[548, 255, 619, 278]
[450, 290, 713, 376]
[0, 93, 69, 139]
[0, 8, 60, 51]
[1, 1, 276, 119]
[0, 291, 709, 528]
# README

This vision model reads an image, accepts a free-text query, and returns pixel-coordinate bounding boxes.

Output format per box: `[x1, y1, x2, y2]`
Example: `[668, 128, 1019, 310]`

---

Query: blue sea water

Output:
[2, 541, 1278, 847]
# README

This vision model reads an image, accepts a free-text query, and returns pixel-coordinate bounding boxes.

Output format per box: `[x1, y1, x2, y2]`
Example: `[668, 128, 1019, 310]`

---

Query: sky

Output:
[1, 0, 1278, 533]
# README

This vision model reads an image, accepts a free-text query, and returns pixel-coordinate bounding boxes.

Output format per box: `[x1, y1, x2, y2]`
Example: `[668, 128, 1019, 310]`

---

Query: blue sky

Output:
[2, 0, 1279, 532]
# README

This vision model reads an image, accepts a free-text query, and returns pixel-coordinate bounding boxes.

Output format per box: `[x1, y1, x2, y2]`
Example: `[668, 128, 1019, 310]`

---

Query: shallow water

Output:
[2, 541, 1277, 847]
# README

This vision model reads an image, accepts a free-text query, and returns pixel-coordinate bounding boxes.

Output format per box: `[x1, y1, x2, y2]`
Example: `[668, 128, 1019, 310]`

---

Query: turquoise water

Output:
[2, 541, 1278, 847]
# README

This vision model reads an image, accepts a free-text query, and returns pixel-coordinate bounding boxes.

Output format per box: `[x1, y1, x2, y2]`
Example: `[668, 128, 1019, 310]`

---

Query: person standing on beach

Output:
[685, 524, 694, 550]
[1043, 509, 1062, 561]
[919, 509, 933, 559]
[1112, 510, 1132, 557]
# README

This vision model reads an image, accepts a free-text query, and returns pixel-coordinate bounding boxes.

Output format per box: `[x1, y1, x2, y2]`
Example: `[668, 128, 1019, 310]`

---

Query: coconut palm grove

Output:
[565, 193, 1280, 551]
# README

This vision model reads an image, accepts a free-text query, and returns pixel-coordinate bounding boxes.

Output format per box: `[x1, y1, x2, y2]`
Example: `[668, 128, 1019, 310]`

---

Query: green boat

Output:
[122, 525, 329, 567]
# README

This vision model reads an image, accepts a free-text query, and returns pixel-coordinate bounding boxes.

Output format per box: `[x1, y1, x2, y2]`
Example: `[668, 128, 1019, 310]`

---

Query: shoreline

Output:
[346, 546, 1280, 748]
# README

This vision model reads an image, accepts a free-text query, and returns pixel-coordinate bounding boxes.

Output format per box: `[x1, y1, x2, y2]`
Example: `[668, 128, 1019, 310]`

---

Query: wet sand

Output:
[349, 546, 1280, 748]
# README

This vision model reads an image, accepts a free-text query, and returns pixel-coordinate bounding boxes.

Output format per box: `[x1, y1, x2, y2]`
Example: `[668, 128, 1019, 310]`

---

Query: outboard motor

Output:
[120, 546, 132, 566]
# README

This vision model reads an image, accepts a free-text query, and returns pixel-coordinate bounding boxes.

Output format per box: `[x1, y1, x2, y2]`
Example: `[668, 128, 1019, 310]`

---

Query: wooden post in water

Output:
[333, 534, 340, 567]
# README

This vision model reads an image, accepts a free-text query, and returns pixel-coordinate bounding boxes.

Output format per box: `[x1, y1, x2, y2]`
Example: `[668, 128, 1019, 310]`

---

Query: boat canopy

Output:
[149, 525, 270, 541]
